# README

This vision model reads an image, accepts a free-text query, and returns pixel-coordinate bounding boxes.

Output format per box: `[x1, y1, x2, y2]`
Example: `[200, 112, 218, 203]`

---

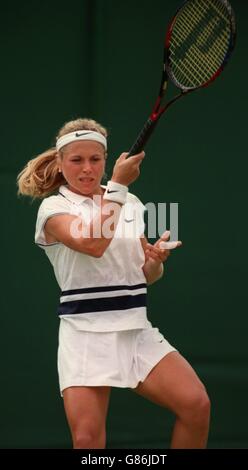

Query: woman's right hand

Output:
[111, 151, 145, 186]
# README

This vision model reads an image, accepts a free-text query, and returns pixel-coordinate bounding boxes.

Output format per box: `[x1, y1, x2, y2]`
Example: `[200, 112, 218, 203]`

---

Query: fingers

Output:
[159, 241, 182, 250]
[146, 231, 182, 264]
[112, 150, 145, 186]
[160, 230, 170, 241]
[130, 150, 145, 161]
[156, 230, 182, 250]
[117, 152, 129, 161]
[118, 151, 145, 162]
[146, 243, 170, 263]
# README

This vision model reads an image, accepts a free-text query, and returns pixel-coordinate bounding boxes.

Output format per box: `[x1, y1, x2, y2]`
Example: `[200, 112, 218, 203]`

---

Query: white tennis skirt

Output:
[58, 319, 177, 395]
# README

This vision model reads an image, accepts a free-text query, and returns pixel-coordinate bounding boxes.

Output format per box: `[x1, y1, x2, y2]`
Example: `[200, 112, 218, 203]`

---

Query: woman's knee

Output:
[178, 386, 211, 426]
[73, 425, 106, 449]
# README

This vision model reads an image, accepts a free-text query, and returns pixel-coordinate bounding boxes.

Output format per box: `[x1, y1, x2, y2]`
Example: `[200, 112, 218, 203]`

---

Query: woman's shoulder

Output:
[37, 190, 70, 215]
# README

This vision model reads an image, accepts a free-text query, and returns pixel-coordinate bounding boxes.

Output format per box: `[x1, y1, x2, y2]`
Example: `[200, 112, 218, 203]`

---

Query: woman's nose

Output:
[82, 162, 91, 173]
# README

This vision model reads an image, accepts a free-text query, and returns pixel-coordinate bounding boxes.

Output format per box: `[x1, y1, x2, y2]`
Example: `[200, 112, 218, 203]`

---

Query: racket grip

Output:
[128, 118, 157, 156]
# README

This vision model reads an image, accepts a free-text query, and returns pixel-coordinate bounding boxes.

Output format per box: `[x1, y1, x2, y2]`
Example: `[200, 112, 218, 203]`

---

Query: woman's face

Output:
[59, 140, 106, 196]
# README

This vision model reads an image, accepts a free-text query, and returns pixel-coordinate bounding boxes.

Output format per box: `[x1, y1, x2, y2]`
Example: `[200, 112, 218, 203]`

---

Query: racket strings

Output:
[172, 8, 229, 84]
[178, 1, 230, 56]
[191, 1, 230, 57]
[172, 2, 230, 85]
[174, 13, 229, 65]
[169, 0, 232, 88]
[170, 47, 204, 87]
[170, 28, 219, 85]
[171, 26, 227, 86]
[170, 27, 218, 88]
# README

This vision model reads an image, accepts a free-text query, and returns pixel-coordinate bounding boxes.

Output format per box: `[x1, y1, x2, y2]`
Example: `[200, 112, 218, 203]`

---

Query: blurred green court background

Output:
[1, 0, 247, 448]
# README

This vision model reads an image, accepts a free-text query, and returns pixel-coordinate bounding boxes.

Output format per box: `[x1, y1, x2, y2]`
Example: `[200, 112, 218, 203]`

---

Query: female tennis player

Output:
[17, 118, 210, 449]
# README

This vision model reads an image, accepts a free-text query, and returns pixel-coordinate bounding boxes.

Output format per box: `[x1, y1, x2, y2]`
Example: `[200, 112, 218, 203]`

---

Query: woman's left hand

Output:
[145, 231, 182, 264]
[145, 243, 170, 263]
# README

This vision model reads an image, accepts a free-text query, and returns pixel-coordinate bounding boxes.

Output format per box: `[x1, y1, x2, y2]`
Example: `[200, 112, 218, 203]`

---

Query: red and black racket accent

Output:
[128, 0, 236, 156]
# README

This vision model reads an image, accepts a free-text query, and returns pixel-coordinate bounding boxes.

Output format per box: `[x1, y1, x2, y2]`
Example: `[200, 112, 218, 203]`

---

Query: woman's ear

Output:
[56, 152, 62, 172]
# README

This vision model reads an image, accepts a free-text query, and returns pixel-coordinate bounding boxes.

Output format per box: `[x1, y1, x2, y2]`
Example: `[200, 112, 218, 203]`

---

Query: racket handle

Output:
[128, 118, 157, 156]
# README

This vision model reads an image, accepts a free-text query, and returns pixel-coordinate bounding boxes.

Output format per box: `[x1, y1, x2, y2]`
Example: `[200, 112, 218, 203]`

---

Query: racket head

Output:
[164, 0, 236, 91]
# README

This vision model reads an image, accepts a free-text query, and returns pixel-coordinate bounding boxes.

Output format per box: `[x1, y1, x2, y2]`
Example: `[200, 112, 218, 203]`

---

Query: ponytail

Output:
[17, 148, 66, 198]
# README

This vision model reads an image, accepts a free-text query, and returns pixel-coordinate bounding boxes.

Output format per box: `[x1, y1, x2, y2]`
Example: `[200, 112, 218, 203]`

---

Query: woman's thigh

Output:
[133, 351, 208, 415]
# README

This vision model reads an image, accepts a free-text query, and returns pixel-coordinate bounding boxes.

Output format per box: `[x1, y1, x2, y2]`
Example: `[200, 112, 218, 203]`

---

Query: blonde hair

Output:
[17, 118, 108, 199]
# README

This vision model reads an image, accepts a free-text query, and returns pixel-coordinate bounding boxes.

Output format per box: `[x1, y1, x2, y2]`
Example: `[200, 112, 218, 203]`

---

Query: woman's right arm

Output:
[45, 151, 145, 257]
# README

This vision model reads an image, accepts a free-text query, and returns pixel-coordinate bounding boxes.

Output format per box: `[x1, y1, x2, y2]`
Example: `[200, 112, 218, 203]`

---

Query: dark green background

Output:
[1, 0, 247, 448]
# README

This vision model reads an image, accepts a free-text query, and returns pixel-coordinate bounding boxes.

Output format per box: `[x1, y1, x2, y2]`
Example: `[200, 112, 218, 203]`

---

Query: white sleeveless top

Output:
[35, 185, 151, 332]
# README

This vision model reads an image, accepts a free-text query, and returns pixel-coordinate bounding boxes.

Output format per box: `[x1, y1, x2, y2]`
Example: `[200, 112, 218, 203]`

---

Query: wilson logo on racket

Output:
[177, 8, 227, 58]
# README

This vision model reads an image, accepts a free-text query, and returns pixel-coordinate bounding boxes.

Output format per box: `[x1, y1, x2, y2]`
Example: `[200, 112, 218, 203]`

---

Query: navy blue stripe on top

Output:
[58, 293, 147, 316]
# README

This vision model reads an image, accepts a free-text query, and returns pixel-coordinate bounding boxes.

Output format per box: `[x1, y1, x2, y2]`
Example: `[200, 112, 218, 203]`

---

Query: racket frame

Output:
[128, 0, 236, 156]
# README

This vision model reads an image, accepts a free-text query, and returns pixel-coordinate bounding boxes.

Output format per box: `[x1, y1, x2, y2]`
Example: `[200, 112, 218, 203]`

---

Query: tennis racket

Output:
[128, 0, 236, 156]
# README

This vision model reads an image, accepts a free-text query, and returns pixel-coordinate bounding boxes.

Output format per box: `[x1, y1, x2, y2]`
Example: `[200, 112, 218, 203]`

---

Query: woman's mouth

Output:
[79, 177, 94, 183]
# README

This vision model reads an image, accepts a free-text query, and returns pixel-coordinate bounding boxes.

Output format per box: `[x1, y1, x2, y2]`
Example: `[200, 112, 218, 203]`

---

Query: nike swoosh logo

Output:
[106, 189, 119, 194]
[75, 132, 91, 137]
[124, 218, 134, 223]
